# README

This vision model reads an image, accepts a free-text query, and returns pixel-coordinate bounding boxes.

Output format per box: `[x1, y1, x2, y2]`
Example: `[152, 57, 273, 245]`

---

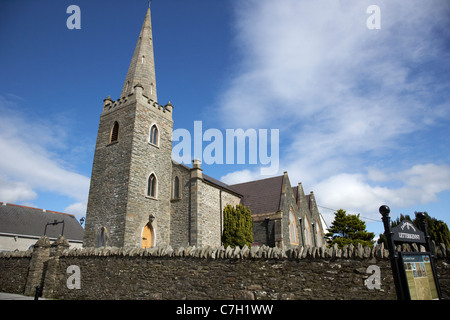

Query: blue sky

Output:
[1, 0, 449, 239]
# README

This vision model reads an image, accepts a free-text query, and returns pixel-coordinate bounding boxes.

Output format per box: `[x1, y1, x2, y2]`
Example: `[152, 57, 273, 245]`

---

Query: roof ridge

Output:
[0, 202, 75, 218]
[229, 174, 283, 187]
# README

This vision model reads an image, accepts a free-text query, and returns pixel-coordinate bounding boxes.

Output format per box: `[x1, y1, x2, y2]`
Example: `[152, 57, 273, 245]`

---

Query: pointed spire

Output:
[121, 7, 157, 101]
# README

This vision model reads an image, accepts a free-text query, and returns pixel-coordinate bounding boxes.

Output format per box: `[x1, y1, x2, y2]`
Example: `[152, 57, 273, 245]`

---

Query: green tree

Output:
[326, 209, 375, 248]
[417, 212, 450, 247]
[222, 204, 253, 248]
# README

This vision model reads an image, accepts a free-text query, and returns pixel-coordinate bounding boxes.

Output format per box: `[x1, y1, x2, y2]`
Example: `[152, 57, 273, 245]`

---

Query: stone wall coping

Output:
[1, 238, 448, 261]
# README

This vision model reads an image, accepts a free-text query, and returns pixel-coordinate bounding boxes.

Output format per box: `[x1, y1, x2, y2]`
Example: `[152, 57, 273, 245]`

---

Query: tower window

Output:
[110, 121, 119, 143]
[173, 176, 180, 199]
[96, 227, 109, 247]
[149, 124, 159, 146]
[147, 173, 157, 198]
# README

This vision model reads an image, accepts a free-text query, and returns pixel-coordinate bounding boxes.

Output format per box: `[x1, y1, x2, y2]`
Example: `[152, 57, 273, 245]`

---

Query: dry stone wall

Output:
[1, 236, 449, 300]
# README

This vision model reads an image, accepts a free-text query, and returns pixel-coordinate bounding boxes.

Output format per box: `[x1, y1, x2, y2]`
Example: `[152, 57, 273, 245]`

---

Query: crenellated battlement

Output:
[102, 84, 173, 119]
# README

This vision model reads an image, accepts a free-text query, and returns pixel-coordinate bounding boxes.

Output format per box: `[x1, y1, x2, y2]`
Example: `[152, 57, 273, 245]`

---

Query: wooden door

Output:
[142, 224, 153, 249]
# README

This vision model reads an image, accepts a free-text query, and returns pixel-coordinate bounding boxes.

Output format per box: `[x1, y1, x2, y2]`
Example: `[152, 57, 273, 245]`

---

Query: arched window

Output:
[96, 227, 109, 247]
[173, 176, 180, 199]
[304, 215, 312, 246]
[289, 210, 299, 245]
[147, 173, 157, 198]
[315, 221, 323, 247]
[110, 121, 119, 143]
[149, 124, 158, 146]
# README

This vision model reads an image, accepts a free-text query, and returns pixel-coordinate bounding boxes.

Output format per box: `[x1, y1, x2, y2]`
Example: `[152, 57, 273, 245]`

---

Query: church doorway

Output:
[142, 223, 154, 249]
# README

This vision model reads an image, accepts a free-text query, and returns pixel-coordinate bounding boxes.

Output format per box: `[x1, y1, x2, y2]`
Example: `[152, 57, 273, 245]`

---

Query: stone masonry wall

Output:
[84, 89, 174, 250]
[196, 181, 241, 248]
[1, 237, 449, 300]
[83, 99, 136, 248]
[170, 164, 191, 247]
[123, 92, 173, 248]
[0, 254, 31, 295]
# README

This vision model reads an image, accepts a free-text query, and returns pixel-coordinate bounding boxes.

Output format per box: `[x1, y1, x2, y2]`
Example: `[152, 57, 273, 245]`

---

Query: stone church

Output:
[83, 7, 325, 250]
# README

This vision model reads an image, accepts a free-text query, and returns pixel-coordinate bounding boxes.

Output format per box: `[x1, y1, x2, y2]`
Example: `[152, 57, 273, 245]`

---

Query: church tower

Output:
[84, 7, 174, 249]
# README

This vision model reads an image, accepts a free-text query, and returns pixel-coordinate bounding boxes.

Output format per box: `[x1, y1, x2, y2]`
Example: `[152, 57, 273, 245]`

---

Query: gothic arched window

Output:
[304, 215, 312, 246]
[149, 124, 159, 146]
[289, 210, 299, 245]
[110, 121, 119, 143]
[96, 227, 109, 247]
[315, 221, 323, 247]
[147, 173, 157, 198]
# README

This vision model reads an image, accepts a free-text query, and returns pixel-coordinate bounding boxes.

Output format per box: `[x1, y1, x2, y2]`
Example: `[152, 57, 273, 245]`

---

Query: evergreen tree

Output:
[222, 204, 253, 248]
[377, 212, 450, 247]
[326, 209, 375, 248]
[416, 212, 450, 247]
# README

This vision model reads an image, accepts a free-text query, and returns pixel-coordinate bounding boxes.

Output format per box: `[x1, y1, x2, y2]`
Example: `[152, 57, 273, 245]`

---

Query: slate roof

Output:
[230, 175, 284, 215]
[0, 202, 84, 242]
[203, 174, 242, 196]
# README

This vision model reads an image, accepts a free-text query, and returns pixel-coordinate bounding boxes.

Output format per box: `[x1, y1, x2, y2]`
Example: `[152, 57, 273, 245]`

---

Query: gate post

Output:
[24, 236, 51, 296]
[379, 205, 405, 300]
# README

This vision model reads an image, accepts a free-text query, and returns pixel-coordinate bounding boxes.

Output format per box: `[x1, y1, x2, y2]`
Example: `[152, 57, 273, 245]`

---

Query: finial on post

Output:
[379, 205, 390, 217]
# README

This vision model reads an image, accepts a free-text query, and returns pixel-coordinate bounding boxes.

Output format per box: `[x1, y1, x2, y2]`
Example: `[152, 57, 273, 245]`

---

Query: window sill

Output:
[107, 141, 119, 146]
[145, 195, 158, 201]
[148, 142, 160, 148]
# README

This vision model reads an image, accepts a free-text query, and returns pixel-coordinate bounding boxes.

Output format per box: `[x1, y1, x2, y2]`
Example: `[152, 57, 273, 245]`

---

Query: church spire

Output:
[121, 7, 157, 101]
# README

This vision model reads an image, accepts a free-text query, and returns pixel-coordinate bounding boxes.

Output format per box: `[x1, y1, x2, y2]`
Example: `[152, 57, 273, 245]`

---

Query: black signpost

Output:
[379, 205, 442, 300]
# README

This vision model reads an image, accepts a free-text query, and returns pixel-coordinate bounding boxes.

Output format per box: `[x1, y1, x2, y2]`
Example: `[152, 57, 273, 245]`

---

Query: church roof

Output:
[203, 174, 242, 196]
[0, 202, 84, 242]
[230, 175, 284, 216]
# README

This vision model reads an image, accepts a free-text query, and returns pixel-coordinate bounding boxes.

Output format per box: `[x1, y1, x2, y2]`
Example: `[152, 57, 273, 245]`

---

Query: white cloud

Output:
[220, 169, 263, 185]
[314, 164, 450, 225]
[0, 96, 90, 209]
[221, 0, 449, 129]
[217, 0, 450, 226]
[64, 201, 88, 219]
[219, 1, 437, 184]
[0, 176, 37, 204]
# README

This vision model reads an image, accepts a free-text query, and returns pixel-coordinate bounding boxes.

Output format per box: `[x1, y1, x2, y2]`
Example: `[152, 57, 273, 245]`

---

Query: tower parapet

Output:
[102, 85, 173, 120]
